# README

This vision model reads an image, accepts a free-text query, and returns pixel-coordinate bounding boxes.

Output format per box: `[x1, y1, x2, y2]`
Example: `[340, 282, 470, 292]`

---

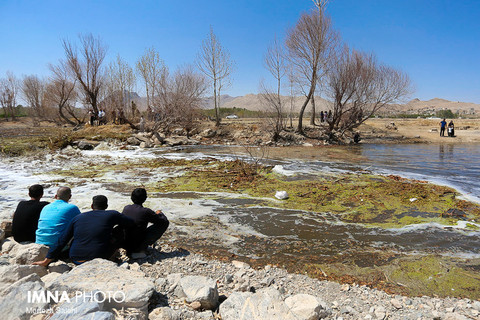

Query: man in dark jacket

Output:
[12, 184, 49, 243]
[33, 195, 134, 266]
[122, 188, 169, 258]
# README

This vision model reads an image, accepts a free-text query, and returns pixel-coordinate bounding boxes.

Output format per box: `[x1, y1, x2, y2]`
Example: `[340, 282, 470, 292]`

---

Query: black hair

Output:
[29, 184, 44, 199]
[92, 195, 108, 210]
[131, 188, 147, 205]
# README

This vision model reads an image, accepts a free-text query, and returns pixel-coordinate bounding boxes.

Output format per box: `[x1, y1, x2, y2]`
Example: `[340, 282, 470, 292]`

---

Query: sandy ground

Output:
[362, 118, 480, 143]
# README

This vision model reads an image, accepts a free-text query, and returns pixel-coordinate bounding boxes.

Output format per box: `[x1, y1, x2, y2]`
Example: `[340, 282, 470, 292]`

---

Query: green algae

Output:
[45, 157, 480, 229]
[300, 255, 480, 300]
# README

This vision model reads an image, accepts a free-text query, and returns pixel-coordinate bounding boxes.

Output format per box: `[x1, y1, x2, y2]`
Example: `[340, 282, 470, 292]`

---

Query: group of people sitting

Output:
[11, 185, 169, 267]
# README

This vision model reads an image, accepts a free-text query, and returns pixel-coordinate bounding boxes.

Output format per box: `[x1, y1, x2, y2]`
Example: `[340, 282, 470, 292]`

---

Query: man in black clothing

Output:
[12, 184, 49, 243]
[33, 195, 134, 266]
[122, 188, 169, 258]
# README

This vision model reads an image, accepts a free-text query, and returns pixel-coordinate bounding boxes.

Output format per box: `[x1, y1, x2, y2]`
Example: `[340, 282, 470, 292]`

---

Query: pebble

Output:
[132, 243, 478, 320]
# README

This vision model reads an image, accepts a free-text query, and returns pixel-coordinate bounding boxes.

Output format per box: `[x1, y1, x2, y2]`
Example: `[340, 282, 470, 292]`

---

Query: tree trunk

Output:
[310, 95, 316, 125]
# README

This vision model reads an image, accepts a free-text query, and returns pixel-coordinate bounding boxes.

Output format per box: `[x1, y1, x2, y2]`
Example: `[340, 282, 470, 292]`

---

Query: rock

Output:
[48, 261, 72, 274]
[261, 276, 275, 287]
[285, 293, 329, 320]
[1, 237, 19, 254]
[391, 298, 402, 309]
[149, 307, 180, 320]
[126, 137, 141, 146]
[94, 142, 111, 151]
[139, 141, 153, 148]
[196, 311, 215, 319]
[0, 264, 48, 294]
[0, 228, 4, 241]
[47, 259, 154, 313]
[155, 277, 167, 291]
[275, 191, 289, 200]
[472, 300, 480, 311]
[430, 128, 438, 132]
[444, 313, 469, 320]
[232, 260, 250, 269]
[302, 143, 314, 147]
[50, 291, 106, 320]
[134, 133, 152, 143]
[190, 301, 202, 310]
[164, 136, 190, 147]
[178, 275, 219, 310]
[0, 220, 12, 238]
[0, 277, 49, 320]
[41, 272, 63, 287]
[77, 140, 97, 150]
[9, 242, 49, 264]
[220, 288, 291, 320]
[374, 305, 386, 320]
[200, 128, 216, 138]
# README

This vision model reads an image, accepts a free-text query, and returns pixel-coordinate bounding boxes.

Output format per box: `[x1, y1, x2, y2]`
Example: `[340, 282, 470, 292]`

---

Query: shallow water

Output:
[1, 143, 479, 269]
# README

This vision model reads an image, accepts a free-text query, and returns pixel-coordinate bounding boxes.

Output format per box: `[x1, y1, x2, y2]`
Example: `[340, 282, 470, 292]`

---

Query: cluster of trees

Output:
[260, 0, 411, 141]
[2, 0, 411, 142]
[1, 31, 233, 133]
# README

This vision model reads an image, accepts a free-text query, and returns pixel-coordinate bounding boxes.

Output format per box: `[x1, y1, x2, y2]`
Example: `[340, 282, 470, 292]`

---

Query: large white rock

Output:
[220, 288, 329, 320]
[47, 259, 154, 313]
[0, 264, 48, 294]
[285, 294, 328, 320]
[0, 277, 49, 320]
[50, 291, 114, 320]
[9, 242, 49, 264]
[220, 288, 290, 320]
[178, 275, 219, 310]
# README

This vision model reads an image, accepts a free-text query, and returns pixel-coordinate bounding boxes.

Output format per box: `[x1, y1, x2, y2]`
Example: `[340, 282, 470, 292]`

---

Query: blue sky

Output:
[1, 0, 479, 103]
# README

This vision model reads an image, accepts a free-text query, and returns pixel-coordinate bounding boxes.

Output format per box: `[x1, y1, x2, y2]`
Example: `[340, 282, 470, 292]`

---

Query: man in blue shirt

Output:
[34, 195, 135, 266]
[35, 187, 81, 247]
[439, 118, 447, 137]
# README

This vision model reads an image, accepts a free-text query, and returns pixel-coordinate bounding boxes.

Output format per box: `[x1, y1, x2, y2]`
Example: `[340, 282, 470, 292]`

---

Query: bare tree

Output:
[286, 6, 338, 134]
[196, 26, 234, 126]
[136, 47, 166, 114]
[62, 34, 107, 115]
[22, 75, 50, 125]
[152, 66, 206, 135]
[259, 37, 287, 141]
[325, 48, 411, 138]
[46, 60, 81, 125]
[105, 54, 137, 123]
[0, 72, 20, 121]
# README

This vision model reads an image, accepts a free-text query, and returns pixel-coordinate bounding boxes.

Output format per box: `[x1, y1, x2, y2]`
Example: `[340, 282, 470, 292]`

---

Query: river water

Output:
[1, 143, 479, 268]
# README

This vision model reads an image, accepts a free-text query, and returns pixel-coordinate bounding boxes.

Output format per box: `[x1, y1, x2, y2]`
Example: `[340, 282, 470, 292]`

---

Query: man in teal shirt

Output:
[36, 187, 81, 247]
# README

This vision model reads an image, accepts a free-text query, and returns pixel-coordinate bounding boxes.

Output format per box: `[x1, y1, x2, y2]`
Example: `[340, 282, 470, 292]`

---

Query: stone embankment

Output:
[0, 226, 479, 320]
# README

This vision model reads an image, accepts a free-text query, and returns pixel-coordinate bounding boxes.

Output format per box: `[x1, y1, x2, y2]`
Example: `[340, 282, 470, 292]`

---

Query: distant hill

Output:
[113, 91, 479, 116]
[391, 98, 479, 116]
[202, 93, 331, 113]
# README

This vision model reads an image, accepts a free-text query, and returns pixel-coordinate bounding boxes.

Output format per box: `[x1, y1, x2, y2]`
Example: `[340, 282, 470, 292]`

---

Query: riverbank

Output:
[1, 238, 479, 320]
[1, 117, 479, 157]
